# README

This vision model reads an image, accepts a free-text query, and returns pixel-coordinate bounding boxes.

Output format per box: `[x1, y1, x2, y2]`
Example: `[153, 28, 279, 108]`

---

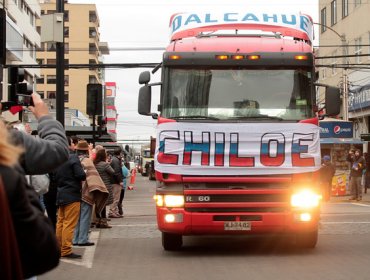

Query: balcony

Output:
[6, 16, 23, 61]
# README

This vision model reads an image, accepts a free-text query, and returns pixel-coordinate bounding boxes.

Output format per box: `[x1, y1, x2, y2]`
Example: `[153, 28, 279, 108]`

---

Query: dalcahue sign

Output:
[169, 11, 314, 42]
[155, 122, 321, 176]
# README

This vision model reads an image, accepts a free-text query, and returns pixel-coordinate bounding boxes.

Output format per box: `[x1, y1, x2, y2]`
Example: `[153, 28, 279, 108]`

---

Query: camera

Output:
[17, 94, 34, 107]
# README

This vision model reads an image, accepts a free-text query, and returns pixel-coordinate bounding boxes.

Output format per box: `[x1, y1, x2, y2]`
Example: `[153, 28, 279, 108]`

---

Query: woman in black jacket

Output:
[0, 120, 60, 279]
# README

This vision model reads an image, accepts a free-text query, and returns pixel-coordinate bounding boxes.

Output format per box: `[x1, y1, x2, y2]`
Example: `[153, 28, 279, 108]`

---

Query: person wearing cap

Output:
[55, 137, 86, 259]
[320, 155, 336, 202]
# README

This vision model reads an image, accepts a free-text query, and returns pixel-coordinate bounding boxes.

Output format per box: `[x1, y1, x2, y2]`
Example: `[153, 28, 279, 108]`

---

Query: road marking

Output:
[321, 221, 370, 224]
[111, 223, 157, 227]
[61, 230, 99, 268]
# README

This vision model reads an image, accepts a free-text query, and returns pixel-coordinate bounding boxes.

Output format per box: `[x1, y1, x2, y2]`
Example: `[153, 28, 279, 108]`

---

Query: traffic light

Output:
[97, 115, 107, 136]
[86, 83, 103, 116]
[8, 66, 33, 105]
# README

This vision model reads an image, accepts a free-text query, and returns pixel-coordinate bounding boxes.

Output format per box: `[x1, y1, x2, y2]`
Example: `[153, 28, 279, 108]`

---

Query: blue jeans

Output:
[73, 201, 93, 244]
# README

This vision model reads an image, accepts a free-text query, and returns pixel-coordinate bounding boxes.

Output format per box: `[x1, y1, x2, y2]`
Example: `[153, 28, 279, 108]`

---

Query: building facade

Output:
[1, 0, 41, 121]
[36, 0, 109, 121]
[318, 0, 370, 144]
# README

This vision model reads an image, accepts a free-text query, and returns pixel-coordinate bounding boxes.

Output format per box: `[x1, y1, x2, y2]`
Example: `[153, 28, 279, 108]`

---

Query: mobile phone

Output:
[17, 94, 34, 107]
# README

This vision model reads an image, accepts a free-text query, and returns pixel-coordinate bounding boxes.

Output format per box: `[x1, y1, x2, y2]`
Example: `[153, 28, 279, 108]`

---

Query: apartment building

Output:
[319, 0, 370, 140]
[1, 0, 40, 121]
[36, 0, 109, 120]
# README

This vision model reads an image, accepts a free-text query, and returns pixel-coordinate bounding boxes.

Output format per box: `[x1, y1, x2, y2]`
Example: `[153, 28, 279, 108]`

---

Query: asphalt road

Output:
[40, 176, 370, 280]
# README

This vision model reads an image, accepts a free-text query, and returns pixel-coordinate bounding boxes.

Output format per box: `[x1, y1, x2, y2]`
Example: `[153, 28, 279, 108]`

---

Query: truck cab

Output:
[138, 11, 341, 250]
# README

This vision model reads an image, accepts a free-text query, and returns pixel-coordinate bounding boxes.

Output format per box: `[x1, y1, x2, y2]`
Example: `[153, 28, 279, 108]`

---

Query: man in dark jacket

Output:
[347, 149, 366, 201]
[55, 136, 86, 258]
[109, 148, 124, 218]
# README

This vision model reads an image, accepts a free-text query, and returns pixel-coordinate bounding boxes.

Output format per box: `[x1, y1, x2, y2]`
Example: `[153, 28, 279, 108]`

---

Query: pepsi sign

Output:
[319, 121, 353, 138]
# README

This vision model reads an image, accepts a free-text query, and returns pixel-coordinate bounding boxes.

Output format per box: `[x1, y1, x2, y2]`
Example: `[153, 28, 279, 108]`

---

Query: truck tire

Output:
[295, 230, 318, 249]
[162, 232, 183, 251]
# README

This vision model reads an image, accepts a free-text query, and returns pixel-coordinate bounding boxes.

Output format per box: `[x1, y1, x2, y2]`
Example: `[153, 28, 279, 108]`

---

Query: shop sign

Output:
[348, 85, 370, 112]
[319, 121, 353, 138]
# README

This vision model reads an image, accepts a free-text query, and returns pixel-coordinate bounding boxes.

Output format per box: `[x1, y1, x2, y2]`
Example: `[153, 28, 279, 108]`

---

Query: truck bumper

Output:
[157, 207, 319, 235]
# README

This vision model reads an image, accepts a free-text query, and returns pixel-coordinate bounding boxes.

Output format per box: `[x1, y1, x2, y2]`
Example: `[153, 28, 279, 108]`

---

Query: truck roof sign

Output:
[169, 12, 314, 43]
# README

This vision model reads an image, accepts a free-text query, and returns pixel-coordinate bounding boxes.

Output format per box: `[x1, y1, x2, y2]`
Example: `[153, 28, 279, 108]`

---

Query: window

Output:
[47, 42, 56, 51]
[36, 75, 44, 84]
[64, 27, 69, 38]
[355, 37, 362, 64]
[47, 75, 56, 84]
[64, 11, 69, 22]
[36, 26, 41, 35]
[64, 43, 69, 54]
[36, 59, 44, 65]
[89, 27, 98, 38]
[37, 91, 45, 99]
[64, 75, 69, 86]
[89, 75, 98, 84]
[321, 8, 327, 33]
[89, 11, 97, 22]
[47, 59, 56, 65]
[64, 91, 69, 102]
[342, 0, 348, 18]
[47, 91, 56, 99]
[368, 32, 370, 59]
[331, 0, 337, 26]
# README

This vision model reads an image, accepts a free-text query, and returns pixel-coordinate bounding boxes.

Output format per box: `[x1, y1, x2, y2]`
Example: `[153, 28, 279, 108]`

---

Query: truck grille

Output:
[183, 182, 290, 213]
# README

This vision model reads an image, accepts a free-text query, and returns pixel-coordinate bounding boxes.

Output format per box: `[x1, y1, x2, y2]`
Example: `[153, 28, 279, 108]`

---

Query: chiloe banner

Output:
[155, 122, 320, 176]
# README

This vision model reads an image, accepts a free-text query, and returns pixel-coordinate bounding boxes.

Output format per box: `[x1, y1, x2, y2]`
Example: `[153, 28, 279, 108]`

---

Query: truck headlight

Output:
[154, 195, 184, 207]
[291, 189, 321, 208]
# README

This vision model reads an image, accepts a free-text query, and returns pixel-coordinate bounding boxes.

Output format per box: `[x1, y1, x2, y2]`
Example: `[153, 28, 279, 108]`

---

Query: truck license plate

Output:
[224, 221, 251, 231]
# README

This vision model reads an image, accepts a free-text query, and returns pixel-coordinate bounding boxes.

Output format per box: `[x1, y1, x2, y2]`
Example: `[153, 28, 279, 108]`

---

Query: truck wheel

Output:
[162, 232, 183, 251]
[295, 230, 318, 249]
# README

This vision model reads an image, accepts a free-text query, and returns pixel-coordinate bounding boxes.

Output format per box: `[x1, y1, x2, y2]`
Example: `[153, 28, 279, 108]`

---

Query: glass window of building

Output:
[342, 0, 348, 18]
[47, 91, 56, 99]
[64, 91, 69, 102]
[321, 7, 327, 33]
[331, 0, 337, 26]
[47, 75, 56, 84]
[36, 75, 44, 84]
[354, 37, 362, 64]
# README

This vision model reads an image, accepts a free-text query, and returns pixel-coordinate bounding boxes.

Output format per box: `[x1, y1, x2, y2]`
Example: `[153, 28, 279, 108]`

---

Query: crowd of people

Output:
[320, 148, 370, 202]
[0, 93, 133, 279]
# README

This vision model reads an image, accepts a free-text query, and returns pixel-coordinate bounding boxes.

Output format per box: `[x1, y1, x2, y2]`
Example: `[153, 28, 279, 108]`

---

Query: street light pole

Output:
[56, 0, 65, 126]
[314, 22, 348, 121]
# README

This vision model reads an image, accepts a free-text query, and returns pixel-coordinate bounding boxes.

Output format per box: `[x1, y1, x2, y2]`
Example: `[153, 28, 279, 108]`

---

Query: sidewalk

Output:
[329, 188, 370, 203]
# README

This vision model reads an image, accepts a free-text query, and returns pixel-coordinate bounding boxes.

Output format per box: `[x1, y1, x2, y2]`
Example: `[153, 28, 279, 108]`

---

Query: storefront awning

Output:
[320, 138, 364, 144]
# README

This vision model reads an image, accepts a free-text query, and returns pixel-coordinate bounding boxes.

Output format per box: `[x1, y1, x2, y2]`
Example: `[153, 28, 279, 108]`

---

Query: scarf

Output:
[81, 158, 109, 214]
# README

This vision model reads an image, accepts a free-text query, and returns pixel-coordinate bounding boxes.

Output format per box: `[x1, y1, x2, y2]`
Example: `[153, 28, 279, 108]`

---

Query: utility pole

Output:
[56, 0, 65, 126]
[314, 22, 348, 121]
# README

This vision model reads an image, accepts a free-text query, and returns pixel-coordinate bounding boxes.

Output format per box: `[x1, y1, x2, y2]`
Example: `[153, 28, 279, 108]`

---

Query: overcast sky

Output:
[69, 0, 319, 143]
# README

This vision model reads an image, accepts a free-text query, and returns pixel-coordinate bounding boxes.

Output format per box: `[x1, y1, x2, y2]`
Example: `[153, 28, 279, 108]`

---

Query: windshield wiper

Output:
[172, 115, 220, 120]
[230, 114, 284, 121]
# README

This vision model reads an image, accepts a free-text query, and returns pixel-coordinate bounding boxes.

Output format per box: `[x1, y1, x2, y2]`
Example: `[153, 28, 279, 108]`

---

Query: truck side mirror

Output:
[138, 85, 152, 116]
[325, 86, 341, 116]
[139, 71, 151, 85]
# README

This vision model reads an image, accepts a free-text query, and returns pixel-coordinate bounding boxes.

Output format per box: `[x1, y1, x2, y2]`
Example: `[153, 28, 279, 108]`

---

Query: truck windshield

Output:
[162, 68, 315, 121]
